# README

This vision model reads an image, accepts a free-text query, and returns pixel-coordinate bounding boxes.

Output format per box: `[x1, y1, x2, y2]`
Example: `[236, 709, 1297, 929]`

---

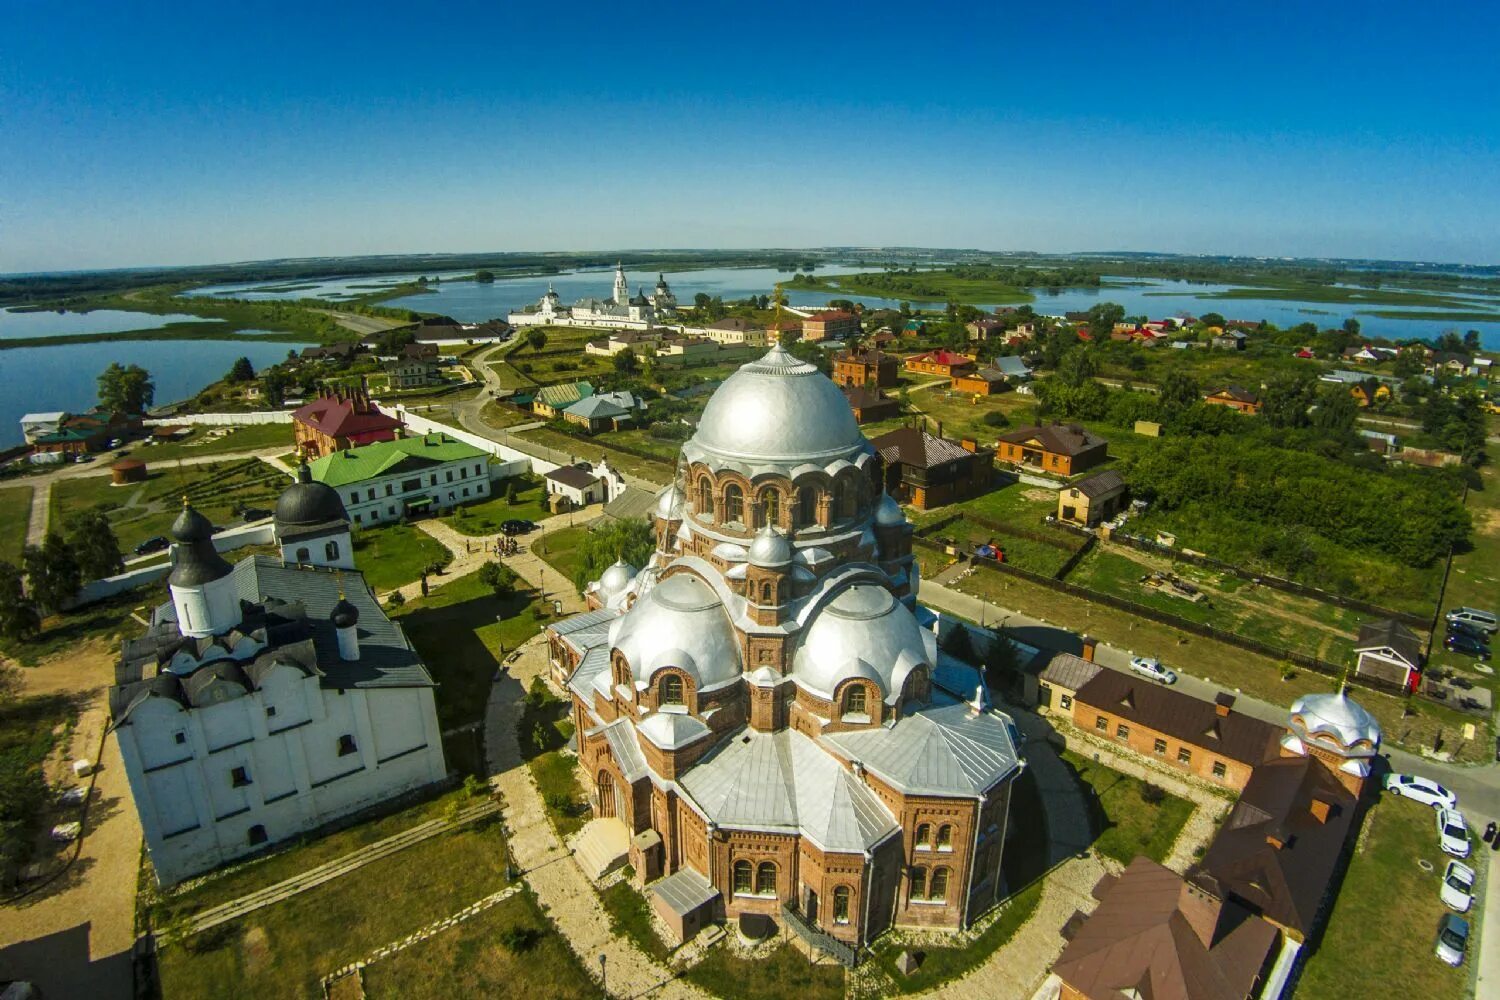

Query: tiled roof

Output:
[308, 433, 486, 488]
[292, 395, 402, 439]
[908, 351, 973, 367]
[870, 427, 976, 469]
[997, 423, 1105, 457]
[1072, 671, 1281, 768]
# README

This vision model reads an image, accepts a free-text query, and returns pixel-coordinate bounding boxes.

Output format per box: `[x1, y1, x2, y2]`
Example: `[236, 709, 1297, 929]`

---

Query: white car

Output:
[1441, 860, 1476, 912]
[1129, 657, 1177, 685]
[1437, 807, 1471, 859]
[1384, 773, 1458, 810]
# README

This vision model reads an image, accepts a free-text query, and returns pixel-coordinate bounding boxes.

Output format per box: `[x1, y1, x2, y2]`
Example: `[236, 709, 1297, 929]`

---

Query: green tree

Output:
[226, 356, 255, 383]
[1342, 317, 1361, 336]
[1157, 371, 1201, 413]
[97, 362, 154, 413]
[0, 561, 40, 643]
[477, 561, 520, 599]
[1086, 302, 1125, 337]
[1199, 312, 1226, 328]
[1311, 384, 1359, 435]
[22, 532, 81, 614]
[261, 369, 290, 407]
[571, 518, 654, 592]
[1393, 346, 1426, 378]
[63, 512, 123, 580]
[474, 269, 495, 283]
[525, 329, 548, 351]
[613, 347, 639, 374]
[1055, 347, 1098, 388]
[1259, 373, 1316, 429]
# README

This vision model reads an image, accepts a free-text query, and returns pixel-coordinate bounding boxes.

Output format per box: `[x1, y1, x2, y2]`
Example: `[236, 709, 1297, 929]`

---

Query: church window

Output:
[760, 489, 780, 527]
[733, 860, 753, 894]
[761, 581, 774, 604]
[724, 484, 744, 525]
[265, 705, 277, 718]
[230, 766, 252, 788]
[337, 734, 358, 757]
[660, 675, 684, 706]
[915, 823, 932, 849]
[325, 540, 340, 562]
[295, 547, 311, 564]
[930, 867, 950, 900]
[833, 886, 852, 924]
[910, 867, 927, 901]
[796, 487, 816, 527]
[348, 492, 358, 504]
[755, 861, 778, 896]
[697, 476, 713, 515]
[832, 481, 848, 521]
[843, 685, 867, 718]
[936, 825, 953, 850]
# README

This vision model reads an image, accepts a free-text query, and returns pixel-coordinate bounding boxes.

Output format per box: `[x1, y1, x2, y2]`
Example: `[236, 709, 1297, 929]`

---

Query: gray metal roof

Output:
[567, 643, 612, 703]
[650, 867, 718, 917]
[680, 728, 899, 854]
[1039, 652, 1103, 691]
[599, 718, 650, 783]
[603, 486, 656, 522]
[823, 692, 1021, 797]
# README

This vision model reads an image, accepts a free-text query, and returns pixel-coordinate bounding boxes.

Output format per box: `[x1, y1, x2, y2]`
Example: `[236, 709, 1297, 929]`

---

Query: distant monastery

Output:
[508, 263, 677, 330]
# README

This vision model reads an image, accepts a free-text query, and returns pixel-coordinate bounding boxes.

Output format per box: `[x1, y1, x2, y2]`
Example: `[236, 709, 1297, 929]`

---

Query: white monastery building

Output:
[508, 264, 676, 330]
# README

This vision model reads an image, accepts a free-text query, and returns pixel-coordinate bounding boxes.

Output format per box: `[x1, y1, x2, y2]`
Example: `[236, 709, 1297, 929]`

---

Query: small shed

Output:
[649, 867, 721, 945]
[1134, 420, 1163, 437]
[110, 458, 147, 485]
[1057, 469, 1126, 527]
[1353, 619, 1423, 691]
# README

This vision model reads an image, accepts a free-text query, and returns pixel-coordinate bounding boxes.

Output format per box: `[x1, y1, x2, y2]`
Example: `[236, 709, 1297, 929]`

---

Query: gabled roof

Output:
[841, 384, 894, 409]
[536, 381, 595, 408]
[1073, 469, 1125, 499]
[1207, 385, 1260, 404]
[908, 350, 974, 367]
[564, 395, 631, 420]
[545, 464, 601, 490]
[1039, 651, 1102, 691]
[1072, 670, 1282, 767]
[292, 394, 402, 439]
[992, 356, 1031, 378]
[870, 426, 977, 469]
[308, 433, 486, 488]
[1354, 618, 1423, 667]
[997, 423, 1105, 457]
[956, 367, 1007, 384]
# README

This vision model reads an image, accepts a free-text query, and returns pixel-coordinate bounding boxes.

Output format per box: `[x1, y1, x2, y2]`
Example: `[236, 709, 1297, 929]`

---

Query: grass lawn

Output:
[530, 750, 590, 839]
[533, 524, 591, 589]
[915, 480, 1059, 530]
[0, 485, 34, 563]
[350, 522, 450, 592]
[923, 516, 1075, 577]
[478, 399, 537, 429]
[1298, 795, 1478, 999]
[684, 941, 844, 1000]
[441, 476, 549, 534]
[514, 425, 674, 486]
[134, 422, 293, 463]
[1431, 463, 1500, 694]
[0, 581, 157, 666]
[486, 360, 537, 389]
[361, 887, 595, 999]
[156, 815, 513, 1000]
[0, 692, 78, 874]
[600, 878, 672, 962]
[1060, 750, 1194, 865]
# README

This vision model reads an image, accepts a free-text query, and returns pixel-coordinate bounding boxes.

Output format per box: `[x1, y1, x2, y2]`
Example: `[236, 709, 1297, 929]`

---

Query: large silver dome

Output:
[687, 346, 866, 466]
[1288, 689, 1382, 755]
[609, 572, 742, 692]
[792, 583, 934, 703]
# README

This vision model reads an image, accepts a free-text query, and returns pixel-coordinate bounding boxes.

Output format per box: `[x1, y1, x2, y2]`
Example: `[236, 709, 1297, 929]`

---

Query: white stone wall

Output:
[329, 453, 492, 525]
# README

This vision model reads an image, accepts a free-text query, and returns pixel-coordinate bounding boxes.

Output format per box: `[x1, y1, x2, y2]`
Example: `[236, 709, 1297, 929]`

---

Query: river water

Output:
[0, 308, 225, 340]
[0, 339, 308, 448]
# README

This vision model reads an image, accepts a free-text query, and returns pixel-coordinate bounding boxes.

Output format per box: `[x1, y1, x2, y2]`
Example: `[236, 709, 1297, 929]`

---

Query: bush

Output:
[544, 791, 575, 813]
[386, 591, 405, 608]
[1140, 782, 1166, 805]
[981, 410, 1009, 428]
[497, 925, 541, 953]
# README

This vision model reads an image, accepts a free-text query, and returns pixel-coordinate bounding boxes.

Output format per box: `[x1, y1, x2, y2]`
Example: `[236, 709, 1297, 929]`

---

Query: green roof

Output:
[309, 433, 488, 488]
[536, 380, 594, 408]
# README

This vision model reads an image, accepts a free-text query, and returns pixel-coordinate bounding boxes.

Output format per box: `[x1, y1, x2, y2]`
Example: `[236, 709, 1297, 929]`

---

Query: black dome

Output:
[171, 501, 215, 543]
[275, 464, 348, 528]
[169, 500, 233, 587]
[331, 598, 359, 629]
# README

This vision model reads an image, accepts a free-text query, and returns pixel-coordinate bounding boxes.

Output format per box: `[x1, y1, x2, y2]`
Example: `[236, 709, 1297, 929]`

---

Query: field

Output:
[514, 425, 675, 485]
[441, 476, 550, 535]
[1297, 794, 1479, 999]
[0, 485, 34, 563]
[1431, 462, 1500, 697]
[532, 524, 592, 588]
[1060, 750, 1195, 865]
[132, 422, 293, 463]
[349, 522, 450, 593]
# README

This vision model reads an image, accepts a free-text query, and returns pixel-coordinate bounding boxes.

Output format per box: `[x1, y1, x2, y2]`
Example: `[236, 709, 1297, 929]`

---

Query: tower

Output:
[612, 262, 629, 305]
[168, 499, 240, 641]
[274, 464, 354, 569]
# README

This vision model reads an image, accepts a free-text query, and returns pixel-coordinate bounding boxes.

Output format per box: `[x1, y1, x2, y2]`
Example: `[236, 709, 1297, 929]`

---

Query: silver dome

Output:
[874, 493, 906, 528]
[596, 559, 637, 599]
[792, 583, 934, 703]
[1288, 689, 1382, 756]
[687, 346, 867, 466]
[654, 484, 685, 521]
[609, 572, 742, 692]
[747, 525, 793, 568]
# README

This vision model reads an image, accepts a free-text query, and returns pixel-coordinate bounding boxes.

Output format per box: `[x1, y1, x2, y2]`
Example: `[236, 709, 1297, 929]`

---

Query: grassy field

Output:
[441, 476, 550, 534]
[599, 879, 673, 962]
[785, 271, 1033, 305]
[349, 522, 450, 593]
[532, 525, 591, 589]
[684, 941, 845, 1000]
[360, 887, 595, 999]
[0, 485, 34, 563]
[133, 422, 293, 463]
[486, 360, 539, 389]
[515, 425, 675, 486]
[1060, 750, 1195, 865]
[478, 399, 537, 429]
[529, 750, 590, 839]
[0, 580, 158, 665]
[1431, 463, 1500, 695]
[921, 516, 1075, 577]
[1298, 795, 1479, 999]
[156, 816, 513, 1000]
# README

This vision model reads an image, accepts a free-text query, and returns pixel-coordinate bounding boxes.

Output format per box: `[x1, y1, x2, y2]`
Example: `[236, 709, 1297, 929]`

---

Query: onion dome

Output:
[168, 498, 233, 587]
[654, 484, 685, 521]
[792, 583, 934, 703]
[686, 346, 867, 467]
[275, 463, 348, 530]
[595, 559, 638, 604]
[874, 493, 905, 528]
[1286, 689, 1382, 758]
[331, 597, 359, 629]
[747, 525, 793, 568]
[608, 573, 741, 692]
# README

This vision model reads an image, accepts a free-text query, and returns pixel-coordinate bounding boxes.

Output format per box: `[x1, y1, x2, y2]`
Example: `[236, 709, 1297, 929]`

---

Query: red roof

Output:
[1077, 330, 1093, 341]
[293, 395, 402, 438]
[910, 350, 973, 367]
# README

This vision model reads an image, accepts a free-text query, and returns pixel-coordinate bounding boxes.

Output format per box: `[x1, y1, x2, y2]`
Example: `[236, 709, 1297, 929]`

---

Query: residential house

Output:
[31, 408, 144, 456]
[585, 330, 666, 357]
[405, 319, 511, 345]
[544, 464, 605, 510]
[1211, 331, 1247, 351]
[991, 356, 1032, 381]
[965, 318, 1006, 342]
[563, 391, 641, 434]
[703, 318, 773, 348]
[1036, 649, 1102, 715]
[1352, 619, 1423, 691]
[403, 342, 440, 361]
[309, 432, 493, 524]
[533, 381, 596, 419]
[19, 411, 66, 445]
[951, 368, 1010, 396]
[1203, 385, 1262, 415]
[996, 423, 1108, 477]
[870, 426, 991, 510]
[1056, 469, 1126, 527]
[801, 310, 860, 342]
[842, 384, 901, 424]
[1430, 351, 1472, 376]
[292, 388, 402, 458]
[655, 334, 720, 363]
[900, 318, 927, 338]
[833, 348, 900, 388]
[301, 342, 361, 365]
[384, 358, 442, 390]
[904, 351, 976, 378]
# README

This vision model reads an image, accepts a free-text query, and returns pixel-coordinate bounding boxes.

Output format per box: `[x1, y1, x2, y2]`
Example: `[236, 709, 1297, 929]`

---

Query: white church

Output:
[508, 263, 677, 330]
[110, 467, 447, 885]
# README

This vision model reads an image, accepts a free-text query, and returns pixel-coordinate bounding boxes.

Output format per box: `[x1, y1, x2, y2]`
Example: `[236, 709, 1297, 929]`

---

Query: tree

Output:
[1311, 384, 1359, 436]
[1199, 312, 1227, 329]
[613, 347, 639, 375]
[1394, 346, 1426, 379]
[97, 362, 154, 413]
[474, 269, 495, 283]
[1086, 302, 1125, 337]
[1157, 371, 1201, 413]
[1259, 372, 1316, 429]
[525, 329, 548, 351]
[693, 292, 712, 310]
[505, 479, 519, 505]
[261, 369, 290, 407]
[1055, 347, 1098, 389]
[226, 356, 255, 383]
[0, 561, 40, 643]
[571, 518, 654, 592]
[22, 532, 81, 614]
[1342, 317, 1361, 336]
[477, 561, 520, 599]
[64, 512, 123, 580]
[1463, 330, 1481, 352]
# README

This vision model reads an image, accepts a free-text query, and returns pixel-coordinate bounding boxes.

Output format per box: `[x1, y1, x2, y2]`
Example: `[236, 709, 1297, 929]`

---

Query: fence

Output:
[916, 510, 1093, 581]
[143, 411, 293, 427]
[396, 407, 563, 477]
[70, 522, 277, 607]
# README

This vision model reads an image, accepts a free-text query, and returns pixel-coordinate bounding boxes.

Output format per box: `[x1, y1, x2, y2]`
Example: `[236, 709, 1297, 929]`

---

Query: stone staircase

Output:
[572, 817, 629, 880]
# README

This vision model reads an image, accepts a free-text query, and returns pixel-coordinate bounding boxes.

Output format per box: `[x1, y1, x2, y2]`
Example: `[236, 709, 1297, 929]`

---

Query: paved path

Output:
[24, 480, 48, 544]
[167, 800, 498, 940]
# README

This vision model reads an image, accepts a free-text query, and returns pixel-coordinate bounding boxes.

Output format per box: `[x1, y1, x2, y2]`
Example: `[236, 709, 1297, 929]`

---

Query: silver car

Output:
[1445, 607, 1498, 635]
[1435, 913, 1469, 967]
[1440, 860, 1475, 913]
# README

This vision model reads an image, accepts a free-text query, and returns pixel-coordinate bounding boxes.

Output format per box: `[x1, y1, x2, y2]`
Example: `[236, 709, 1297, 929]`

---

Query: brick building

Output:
[832, 348, 899, 388]
[951, 368, 1009, 396]
[801, 310, 860, 343]
[904, 351, 976, 378]
[870, 426, 992, 511]
[842, 384, 901, 424]
[291, 388, 402, 459]
[995, 423, 1108, 477]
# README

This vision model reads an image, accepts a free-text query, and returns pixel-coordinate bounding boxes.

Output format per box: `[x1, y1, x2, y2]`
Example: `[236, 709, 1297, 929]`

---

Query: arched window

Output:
[936, 824, 953, 850]
[759, 488, 780, 527]
[832, 481, 848, 521]
[755, 861, 777, 896]
[910, 867, 927, 901]
[324, 540, 340, 562]
[902, 667, 930, 706]
[733, 860, 753, 894]
[697, 475, 714, 516]
[761, 581, 774, 604]
[914, 823, 932, 849]
[660, 675, 684, 706]
[796, 487, 816, 527]
[930, 867, 950, 900]
[724, 484, 744, 526]
[295, 547, 310, 564]
[833, 886, 852, 925]
[843, 685, 868, 718]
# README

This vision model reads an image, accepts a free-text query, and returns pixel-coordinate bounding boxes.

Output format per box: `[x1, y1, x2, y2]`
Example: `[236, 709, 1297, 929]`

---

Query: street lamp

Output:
[599, 952, 607, 998]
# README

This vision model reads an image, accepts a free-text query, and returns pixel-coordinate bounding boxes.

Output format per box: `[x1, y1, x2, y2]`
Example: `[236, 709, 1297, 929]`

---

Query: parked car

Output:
[1435, 913, 1470, 967]
[134, 535, 170, 555]
[1437, 807, 1471, 858]
[1441, 860, 1476, 913]
[240, 507, 273, 523]
[1447, 620, 1490, 642]
[501, 519, 537, 536]
[1383, 773, 1458, 809]
[1128, 657, 1177, 685]
[1445, 607, 1498, 635]
[1444, 632, 1491, 661]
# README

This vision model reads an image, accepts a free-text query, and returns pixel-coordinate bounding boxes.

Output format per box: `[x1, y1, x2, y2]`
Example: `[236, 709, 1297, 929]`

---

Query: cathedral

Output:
[508, 263, 677, 330]
[546, 345, 1024, 948]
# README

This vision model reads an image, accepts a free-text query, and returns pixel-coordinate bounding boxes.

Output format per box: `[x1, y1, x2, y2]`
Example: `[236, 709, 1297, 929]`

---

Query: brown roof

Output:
[870, 427, 978, 470]
[1038, 652, 1102, 691]
[1354, 618, 1423, 667]
[955, 368, 1007, 385]
[292, 394, 402, 439]
[545, 465, 600, 490]
[1073, 469, 1125, 499]
[708, 318, 755, 332]
[1192, 755, 1357, 936]
[808, 310, 857, 322]
[998, 423, 1106, 457]
[1207, 385, 1260, 404]
[1054, 857, 1279, 1000]
[1072, 671, 1282, 768]
[841, 385, 892, 410]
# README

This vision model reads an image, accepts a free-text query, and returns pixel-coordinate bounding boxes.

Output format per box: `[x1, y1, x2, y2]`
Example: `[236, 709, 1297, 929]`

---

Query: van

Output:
[1446, 608, 1498, 635]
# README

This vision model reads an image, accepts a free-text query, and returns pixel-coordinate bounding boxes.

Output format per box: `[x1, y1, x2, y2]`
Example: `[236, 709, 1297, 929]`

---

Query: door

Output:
[805, 887, 819, 923]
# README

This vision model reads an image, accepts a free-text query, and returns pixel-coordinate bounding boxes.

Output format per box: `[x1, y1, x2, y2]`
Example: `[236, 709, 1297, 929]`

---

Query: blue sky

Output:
[3, 0, 1498, 272]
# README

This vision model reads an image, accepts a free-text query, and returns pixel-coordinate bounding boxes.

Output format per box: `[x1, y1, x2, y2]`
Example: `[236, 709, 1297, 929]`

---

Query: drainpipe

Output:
[961, 792, 983, 929]
[861, 848, 874, 951]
